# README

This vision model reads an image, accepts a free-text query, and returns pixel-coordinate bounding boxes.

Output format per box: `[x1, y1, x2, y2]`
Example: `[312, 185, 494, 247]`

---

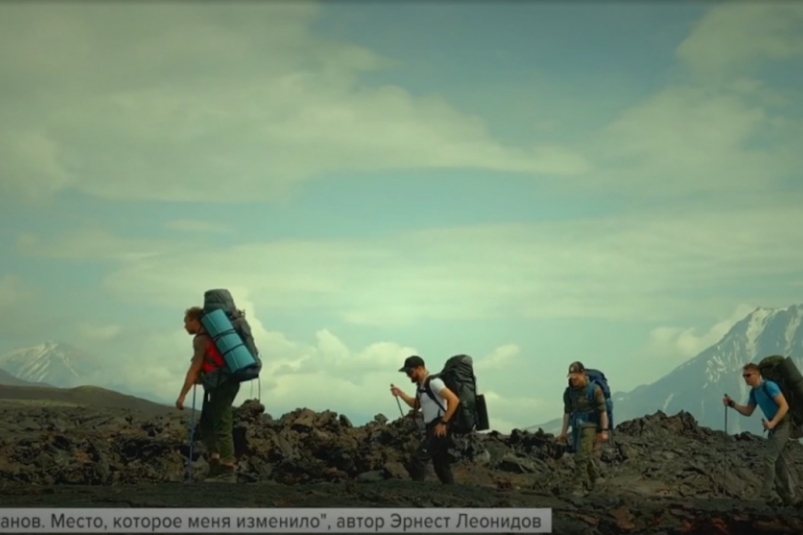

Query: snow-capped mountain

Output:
[0, 341, 99, 388]
[0, 368, 48, 387]
[0, 341, 173, 406]
[529, 304, 803, 436]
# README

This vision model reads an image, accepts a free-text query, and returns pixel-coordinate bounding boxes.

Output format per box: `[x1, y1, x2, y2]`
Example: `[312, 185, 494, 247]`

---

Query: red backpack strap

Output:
[197, 334, 224, 371]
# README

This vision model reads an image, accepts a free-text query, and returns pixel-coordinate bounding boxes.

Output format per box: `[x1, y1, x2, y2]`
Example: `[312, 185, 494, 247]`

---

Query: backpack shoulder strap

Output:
[763, 380, 778, 399]
[422, 376, 446, 413]
[585, 380, 597, 402]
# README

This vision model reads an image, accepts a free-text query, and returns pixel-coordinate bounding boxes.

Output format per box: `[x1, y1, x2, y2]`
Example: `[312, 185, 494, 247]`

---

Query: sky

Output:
[1, 2, 803, 432]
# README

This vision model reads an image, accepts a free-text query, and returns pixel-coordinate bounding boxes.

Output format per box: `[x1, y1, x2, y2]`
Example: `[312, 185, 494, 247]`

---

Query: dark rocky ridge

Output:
[1, 400, 802, 534]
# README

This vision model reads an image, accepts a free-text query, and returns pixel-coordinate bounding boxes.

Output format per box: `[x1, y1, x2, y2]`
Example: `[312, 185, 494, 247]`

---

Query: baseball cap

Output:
[567, 361, 585, 376]
[399, 355, 425, 372]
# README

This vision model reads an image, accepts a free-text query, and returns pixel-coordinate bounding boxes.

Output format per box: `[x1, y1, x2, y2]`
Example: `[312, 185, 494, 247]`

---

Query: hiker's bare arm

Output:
[560, 395, 571, 435]
[732, 402, 755, 416]
[398, 391, 418, 409]
[769, 394, 789, 426]
[593, 386, 610, 430]
[179, 341, 205, 399]
[438, 387, 460, 423]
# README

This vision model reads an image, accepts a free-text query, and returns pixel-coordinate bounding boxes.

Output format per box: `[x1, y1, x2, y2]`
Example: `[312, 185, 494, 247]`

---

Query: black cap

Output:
[567, 361, 585, 376]
[399, 355, 425, 372]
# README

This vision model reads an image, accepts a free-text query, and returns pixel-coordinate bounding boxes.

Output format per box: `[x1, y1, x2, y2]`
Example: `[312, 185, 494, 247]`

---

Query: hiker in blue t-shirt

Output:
[723, 363, 800, 506]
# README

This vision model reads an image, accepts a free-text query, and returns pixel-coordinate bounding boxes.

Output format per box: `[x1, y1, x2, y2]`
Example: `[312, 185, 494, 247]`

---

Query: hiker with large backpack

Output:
[723, 359, 801, 506]
[175, 289, 262, 483]
[390, 354, 490, 485]
[558, 361, 610, 498]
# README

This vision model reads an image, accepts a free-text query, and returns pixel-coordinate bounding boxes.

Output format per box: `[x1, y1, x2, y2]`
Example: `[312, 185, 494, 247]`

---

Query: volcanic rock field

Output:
[1, 399, 802, 534]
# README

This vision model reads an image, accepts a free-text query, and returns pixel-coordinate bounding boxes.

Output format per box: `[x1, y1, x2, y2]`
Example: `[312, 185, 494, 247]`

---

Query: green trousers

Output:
[571, 426, 600, 490]
[199, 380, 240, 463]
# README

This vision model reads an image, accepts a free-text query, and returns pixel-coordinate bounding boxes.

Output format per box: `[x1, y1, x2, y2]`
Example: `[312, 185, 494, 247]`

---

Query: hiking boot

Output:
[205, 464, 236, 483]
[206, 458, 221, 477]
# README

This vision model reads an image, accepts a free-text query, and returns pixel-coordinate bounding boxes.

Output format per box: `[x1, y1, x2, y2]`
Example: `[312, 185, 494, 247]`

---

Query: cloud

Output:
[78, 323, 121, 341]
[0, 275, 40, 340]
[16, 229, 175, 262]
[568, 4, 803, 198]
[675, 4, 803, 77]
[165, 219, 232, 234]
[164, 220, 231, 234]
[0, 3, 588, 203]
[19, 197, 803, 325]
[646, 303, 757, 361]
[0, 275, 27, 310]
[586, 84, 802, 196]
[475, 344, 520, 373]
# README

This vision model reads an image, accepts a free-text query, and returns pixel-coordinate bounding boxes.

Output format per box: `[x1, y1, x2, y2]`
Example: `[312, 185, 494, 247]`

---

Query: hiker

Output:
[175, 306, 240, 483]
[390, 355, 460, 484]
[558, 361, 609, 497]
[723, 363, 800, 505]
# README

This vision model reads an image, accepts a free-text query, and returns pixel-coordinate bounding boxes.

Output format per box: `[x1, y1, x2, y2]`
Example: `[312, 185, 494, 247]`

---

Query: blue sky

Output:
[1, 2, 802, 430]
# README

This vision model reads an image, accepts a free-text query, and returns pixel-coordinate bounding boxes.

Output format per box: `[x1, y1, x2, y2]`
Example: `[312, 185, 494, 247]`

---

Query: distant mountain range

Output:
[0, 341, 172, 406]
[0, 384, 175, 415]
[529, 304, 803, 436]
[0, 341, 95, 387]
[0, 368, 50, 387]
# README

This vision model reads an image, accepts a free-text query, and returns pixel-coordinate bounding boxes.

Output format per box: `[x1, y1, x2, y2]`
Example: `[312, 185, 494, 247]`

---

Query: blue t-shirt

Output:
[748, 380, 782, 420]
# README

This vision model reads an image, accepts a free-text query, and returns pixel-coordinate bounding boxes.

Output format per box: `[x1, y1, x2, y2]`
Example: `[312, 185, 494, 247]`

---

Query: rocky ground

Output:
[1, 400, 802, 534]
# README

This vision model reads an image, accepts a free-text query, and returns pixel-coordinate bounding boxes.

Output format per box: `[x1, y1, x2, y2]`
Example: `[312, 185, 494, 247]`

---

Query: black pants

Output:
[409, 420, 454, 484]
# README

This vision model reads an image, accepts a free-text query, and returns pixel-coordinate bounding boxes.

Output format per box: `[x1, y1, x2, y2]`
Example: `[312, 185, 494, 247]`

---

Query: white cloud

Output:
[567, 4, 803, 198]
[164, 220, 231, 234]
[0, 275, 27, 310]
[475, 344, 520, 373]
[19, 199, 803, 325]
[0, 3, 588, 203]
[646, 303, 757, 361]
[675, 4, 803, 76]
[0, 275, 40, 339]
[586, 84, 802, 195]
[17, 229, 175, 262]
[78, 323, 122, 341]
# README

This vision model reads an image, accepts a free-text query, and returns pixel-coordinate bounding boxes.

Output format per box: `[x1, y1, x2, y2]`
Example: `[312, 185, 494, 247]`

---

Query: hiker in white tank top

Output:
[389, 355, 460, 484]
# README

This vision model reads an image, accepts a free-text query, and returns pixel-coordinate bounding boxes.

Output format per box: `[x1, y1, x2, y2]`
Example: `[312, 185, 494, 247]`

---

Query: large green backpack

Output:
[757, 355, 803, 439]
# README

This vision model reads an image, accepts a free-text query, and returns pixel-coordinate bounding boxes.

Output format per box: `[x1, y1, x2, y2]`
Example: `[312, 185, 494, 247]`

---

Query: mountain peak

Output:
[612, 302, 803, 435]
[0, 341, 98, 388]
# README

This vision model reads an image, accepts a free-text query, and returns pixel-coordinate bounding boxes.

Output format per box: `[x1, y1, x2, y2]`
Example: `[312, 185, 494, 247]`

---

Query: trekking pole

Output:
[723, 402, 728, 477]
[392, 385, 404, 417]
[186, 384, 197, 483]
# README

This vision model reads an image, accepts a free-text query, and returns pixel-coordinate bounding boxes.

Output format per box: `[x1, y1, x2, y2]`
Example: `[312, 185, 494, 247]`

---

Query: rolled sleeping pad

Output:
[201, 308, 258, 374]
